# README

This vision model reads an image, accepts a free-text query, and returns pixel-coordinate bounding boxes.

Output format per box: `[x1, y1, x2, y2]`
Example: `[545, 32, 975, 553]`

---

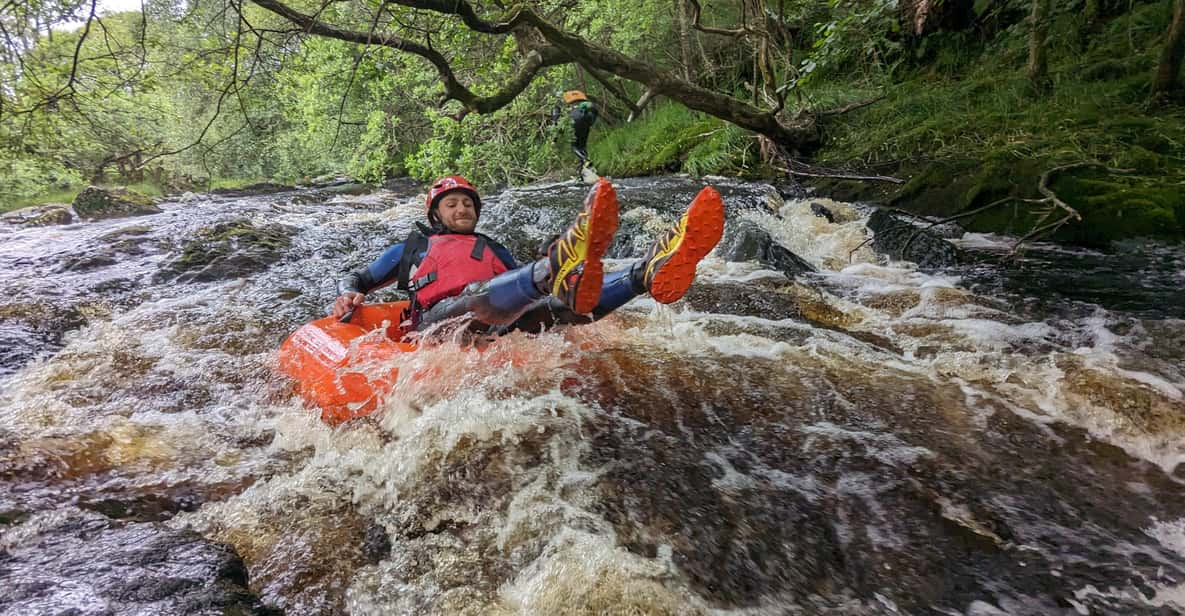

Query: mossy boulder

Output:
[1, 203, 74, 226]
[830, 156, 1185, 247]
[72, 186, 161, 220]
[867, 209, 963, 269]
[158, 218, 296, 282]
[1046, 168, 1184, 245]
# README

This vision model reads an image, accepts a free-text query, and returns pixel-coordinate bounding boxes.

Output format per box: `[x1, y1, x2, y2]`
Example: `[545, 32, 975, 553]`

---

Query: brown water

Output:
[2, 178, 1184, 615]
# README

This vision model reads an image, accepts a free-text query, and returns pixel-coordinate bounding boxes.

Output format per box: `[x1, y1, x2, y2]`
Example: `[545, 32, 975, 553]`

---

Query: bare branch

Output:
[248, 0, 565, 114]
[685, 0, 751, 36]
[578, 62, 639, 114]
[778, 157, 904, 183]
[819, 95, 885, 117]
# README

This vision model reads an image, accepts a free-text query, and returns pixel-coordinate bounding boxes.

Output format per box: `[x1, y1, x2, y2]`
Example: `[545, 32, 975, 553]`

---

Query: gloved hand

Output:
[331, 291, 365, 318]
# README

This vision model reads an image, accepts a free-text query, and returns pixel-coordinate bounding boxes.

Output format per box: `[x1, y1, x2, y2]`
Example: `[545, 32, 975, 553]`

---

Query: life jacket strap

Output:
[410, 270, 437, 291]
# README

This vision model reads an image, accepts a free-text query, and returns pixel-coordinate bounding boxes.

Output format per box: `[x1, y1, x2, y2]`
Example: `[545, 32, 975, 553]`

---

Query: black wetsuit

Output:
[569, 100, 598, 161]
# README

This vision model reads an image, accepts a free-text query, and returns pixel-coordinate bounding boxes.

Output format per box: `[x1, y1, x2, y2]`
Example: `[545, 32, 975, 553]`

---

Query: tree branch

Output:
[685, 0, 752, 36]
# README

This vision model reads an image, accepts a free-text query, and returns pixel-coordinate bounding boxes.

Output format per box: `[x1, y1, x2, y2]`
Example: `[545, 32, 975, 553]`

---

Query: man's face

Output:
[437, 192, 477, 233]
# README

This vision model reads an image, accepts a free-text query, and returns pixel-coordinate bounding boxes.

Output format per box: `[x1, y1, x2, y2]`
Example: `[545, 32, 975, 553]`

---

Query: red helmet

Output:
[426, 175, 481, 226]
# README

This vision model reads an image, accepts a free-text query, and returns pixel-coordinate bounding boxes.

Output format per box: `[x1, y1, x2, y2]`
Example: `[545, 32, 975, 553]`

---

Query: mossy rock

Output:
[72, 186, 161, 220]
[857, 155, 1185, 245]
[1, 203, 74, 226]
[1049, 169, 1184, 244]
[1112, 146, 1163, 173]
[159, 218, 296, 282]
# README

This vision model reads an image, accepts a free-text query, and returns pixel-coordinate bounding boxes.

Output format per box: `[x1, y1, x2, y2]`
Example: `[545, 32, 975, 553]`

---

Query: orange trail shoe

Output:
[547, 178, 620, 313]
[641, 186, 726, 304]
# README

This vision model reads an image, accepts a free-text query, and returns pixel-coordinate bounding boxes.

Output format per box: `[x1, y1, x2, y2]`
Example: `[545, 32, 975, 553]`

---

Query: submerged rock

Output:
[158, 218, 296, 283]
[72, 186, 162, 220]
[0, 203, 74, 227]
[810, 202, 837, 223]
[208, 182, 295, 198]
[722, 219, 817, 279]
[0, 508, 278, 615]
[866, 208, 962, 270]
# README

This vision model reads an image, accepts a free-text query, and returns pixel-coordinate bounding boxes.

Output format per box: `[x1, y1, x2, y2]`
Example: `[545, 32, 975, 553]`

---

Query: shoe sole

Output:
[648, 186, 726, 304]
[557, 179, 620, 313]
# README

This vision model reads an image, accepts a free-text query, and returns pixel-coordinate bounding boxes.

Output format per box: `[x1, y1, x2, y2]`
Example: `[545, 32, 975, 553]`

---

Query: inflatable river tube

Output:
[278, 301, 415, 425]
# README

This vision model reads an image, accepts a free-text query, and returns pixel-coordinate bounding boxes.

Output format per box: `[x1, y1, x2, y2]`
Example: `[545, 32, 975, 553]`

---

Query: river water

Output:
[1, 176, 1184, 615]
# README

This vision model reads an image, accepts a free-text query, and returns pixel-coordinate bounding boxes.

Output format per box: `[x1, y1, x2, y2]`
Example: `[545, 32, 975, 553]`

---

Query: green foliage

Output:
[797, 0, 903, 87]
[588, 102, 756, 177]
[0, 153, 83, 204]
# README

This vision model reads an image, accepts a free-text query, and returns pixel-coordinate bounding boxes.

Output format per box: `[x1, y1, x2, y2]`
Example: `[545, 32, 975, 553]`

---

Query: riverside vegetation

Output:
[2, 0, 1183, 245]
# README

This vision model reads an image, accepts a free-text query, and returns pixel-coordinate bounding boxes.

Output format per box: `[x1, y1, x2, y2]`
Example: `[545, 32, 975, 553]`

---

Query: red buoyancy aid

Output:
[410, 234, 509, 309]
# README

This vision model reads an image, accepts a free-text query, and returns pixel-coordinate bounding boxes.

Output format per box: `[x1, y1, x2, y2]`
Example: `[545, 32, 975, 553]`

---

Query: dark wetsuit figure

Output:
[569, 100, 598, 162]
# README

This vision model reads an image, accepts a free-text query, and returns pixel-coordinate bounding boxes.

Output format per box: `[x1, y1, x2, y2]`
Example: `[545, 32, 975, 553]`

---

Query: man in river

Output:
[329, 175, 725, 335]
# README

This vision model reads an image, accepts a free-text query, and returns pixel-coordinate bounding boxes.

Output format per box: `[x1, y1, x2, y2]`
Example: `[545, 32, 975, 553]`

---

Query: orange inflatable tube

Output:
[278, 301, 416, 425]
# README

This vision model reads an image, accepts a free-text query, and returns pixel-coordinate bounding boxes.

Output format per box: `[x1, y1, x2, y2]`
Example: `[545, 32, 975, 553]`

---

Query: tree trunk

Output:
[1027, 0, 1052, 84]
[674, 0, 694, 80]
[1152, 0, 1185, 99]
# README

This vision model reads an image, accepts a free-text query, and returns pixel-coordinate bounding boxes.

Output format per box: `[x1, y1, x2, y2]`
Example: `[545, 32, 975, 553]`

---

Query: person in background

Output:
[562, 90, 598, 168]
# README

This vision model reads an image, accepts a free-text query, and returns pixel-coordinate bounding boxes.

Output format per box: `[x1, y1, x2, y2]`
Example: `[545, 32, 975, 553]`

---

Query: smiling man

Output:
[331, 175, 726, 337]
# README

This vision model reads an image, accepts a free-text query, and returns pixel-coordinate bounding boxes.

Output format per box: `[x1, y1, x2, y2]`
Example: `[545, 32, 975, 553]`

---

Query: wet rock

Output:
[0, 508, 278, 615]
[157, 218, 296, 283]
[0, 301, 102, 339]
[0, 203, 75, 226]
[866, 208, 962, 270]
[317, 182, 374, 196]
[681, 280, 804, 320]
[363, 519, 393, 564]
[382, 176, 422, 195]
[810, 202, 837, 223]
[208, 182, 294, 198]
[72, 186, 162, 220]
[55, 225, 163, 273]
[722, 219, 816, 279]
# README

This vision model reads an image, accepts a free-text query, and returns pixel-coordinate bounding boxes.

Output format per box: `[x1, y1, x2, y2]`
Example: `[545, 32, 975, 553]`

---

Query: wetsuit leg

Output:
[493, 264, 644, 334]
[417, 261, 644, 336]
[590, 265, 642, 319]
[570, 107, 597, 160]
[416, 263, 545, 332]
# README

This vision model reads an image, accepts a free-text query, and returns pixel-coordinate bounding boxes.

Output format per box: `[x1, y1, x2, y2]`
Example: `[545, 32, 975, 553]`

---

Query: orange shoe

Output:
[547, 179, 620, 313]
[641, 186, 726, 303]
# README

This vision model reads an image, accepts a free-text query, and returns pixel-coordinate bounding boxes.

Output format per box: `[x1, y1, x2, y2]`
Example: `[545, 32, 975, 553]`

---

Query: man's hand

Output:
[331, 292, 365, 318]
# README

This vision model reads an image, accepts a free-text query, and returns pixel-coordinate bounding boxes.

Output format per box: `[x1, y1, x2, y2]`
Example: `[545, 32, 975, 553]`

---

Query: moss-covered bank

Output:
[809, 1, 1185, 246]
[589, 1, 1184, 247]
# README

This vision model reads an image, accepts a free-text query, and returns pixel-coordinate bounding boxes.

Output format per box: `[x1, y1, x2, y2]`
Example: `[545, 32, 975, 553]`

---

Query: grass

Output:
[4, 188, 81, 213]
